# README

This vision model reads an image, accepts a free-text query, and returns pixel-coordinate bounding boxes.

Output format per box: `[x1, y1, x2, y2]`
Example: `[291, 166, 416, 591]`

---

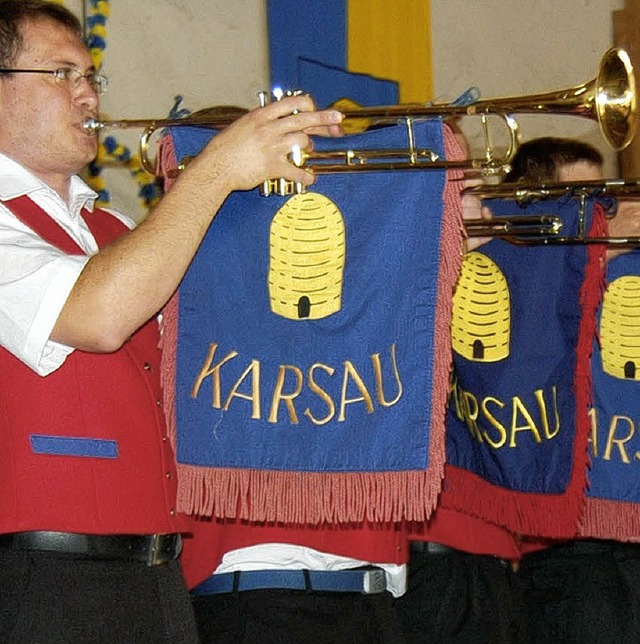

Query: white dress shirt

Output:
[0, 152, 133, 375]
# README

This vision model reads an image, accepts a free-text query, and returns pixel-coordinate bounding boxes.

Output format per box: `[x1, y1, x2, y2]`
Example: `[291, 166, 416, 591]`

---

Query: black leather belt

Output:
[526, 538, 640, 559]
[410, 540, 511, 568]
[410, 541, 455, 555]
[0, 531, 182, 566]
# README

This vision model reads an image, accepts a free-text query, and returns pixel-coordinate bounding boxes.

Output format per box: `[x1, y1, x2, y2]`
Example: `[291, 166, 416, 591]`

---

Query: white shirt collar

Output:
[0, 151, 98, 211]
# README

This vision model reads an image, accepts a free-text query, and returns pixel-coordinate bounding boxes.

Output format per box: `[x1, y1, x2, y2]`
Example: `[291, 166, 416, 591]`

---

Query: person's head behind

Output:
[504, 137, 604, 184]
[0, 0, 82, 69]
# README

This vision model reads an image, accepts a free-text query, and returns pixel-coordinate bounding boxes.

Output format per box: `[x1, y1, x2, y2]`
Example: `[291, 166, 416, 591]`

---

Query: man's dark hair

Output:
[0, 0, 83, 69]
[504, 137, 603, 183]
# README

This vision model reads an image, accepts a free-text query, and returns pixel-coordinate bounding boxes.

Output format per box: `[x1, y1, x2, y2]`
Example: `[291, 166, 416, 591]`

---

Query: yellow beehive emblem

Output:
[600, 275, 640, 380]
[269, 192, 346, 320]
[452, 251, 510, 362]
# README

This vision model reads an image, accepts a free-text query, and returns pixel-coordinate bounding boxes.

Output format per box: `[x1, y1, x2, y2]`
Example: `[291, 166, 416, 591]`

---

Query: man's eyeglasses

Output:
[0, 67, 108, 95]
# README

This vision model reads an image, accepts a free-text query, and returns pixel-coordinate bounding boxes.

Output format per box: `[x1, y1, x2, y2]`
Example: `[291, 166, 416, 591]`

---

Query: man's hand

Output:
[195, 94, 343, 193]
[607, 200, 640, 259]
[461, 178, 493, 251]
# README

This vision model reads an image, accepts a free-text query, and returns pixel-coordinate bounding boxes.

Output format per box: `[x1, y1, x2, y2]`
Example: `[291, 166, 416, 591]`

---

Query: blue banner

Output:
[441, 196, 603, 537]
[161, 119, 461, 523]
[588, 250, 640, 502]
[172, 122, 444, 472]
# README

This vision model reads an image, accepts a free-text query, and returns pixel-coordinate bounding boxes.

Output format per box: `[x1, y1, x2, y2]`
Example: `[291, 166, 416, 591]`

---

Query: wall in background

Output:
[65, 0, 269, 220]
[431, 0, 625, 178]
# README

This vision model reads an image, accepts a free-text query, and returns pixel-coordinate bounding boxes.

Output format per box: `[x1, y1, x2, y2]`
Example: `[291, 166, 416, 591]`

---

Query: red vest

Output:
[0, 196, 185, 535]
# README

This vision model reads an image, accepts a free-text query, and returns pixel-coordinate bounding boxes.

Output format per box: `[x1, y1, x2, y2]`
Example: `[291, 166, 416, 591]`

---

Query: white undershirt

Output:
[214, 543, 406, 597]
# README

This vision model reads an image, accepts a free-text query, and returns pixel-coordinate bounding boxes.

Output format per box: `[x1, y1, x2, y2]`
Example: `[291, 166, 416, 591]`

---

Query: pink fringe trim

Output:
[569, 202, 608, 530]
[441, 465, 586, 538]
[579, 498, 640, 541]
[159, 128, 464, 523]
[158, 136, 180, 455]
[177, 467, 447, 523]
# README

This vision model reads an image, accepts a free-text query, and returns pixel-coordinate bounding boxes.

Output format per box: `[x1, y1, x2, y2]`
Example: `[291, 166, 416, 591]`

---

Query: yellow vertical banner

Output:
[347, 0, 433, 103]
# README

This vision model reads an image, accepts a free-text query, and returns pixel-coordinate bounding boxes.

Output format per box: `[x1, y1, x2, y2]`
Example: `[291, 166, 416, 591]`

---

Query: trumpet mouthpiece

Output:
[83, 118, 103, 132]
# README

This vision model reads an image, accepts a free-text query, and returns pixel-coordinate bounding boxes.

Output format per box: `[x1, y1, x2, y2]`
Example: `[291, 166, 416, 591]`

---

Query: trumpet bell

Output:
[594, 48, 637, 151]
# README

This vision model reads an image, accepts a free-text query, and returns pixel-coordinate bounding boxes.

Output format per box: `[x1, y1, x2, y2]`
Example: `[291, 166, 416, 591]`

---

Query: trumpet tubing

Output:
[464, 178, 640, 203]
[463, 179, 640, 245]
[85, 48, 636, 187]
[464, 215, 564, 239]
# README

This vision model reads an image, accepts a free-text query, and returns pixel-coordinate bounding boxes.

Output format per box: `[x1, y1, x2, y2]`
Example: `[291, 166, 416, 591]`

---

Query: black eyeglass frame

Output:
[0, 67, 108, 94]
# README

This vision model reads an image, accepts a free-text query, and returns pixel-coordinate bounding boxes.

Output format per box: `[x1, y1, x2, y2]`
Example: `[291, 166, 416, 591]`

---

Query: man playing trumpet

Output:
[0, 1, 342, 641]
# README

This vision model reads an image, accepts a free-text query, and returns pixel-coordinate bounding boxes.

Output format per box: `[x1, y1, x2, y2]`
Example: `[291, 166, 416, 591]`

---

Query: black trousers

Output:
[0, 548, 199, 644]
[193, 588, 405, 644]
[517, 539, 640, 644]
[394, 546, 523, 644]
[397, 540, 640, 644]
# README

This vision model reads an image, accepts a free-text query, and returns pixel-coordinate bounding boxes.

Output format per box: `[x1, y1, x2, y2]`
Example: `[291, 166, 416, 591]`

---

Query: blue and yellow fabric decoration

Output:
[267, 0, 432, 107]
[74, 0, 162, 210]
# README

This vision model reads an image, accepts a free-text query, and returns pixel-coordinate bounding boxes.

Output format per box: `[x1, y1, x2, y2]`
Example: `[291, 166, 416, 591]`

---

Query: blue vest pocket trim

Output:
[30, 435, 119, 459]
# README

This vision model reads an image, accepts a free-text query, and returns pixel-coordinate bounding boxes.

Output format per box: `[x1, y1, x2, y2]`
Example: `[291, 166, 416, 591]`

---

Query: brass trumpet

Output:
[463, 179, 640, 245]
[84, 48, 636, 180]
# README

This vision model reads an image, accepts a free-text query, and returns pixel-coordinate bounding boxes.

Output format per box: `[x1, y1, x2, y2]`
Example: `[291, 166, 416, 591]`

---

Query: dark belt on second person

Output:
[0, 531, 182, 566]
[410, 540, 511, 567]
[410, 541, 456, 555]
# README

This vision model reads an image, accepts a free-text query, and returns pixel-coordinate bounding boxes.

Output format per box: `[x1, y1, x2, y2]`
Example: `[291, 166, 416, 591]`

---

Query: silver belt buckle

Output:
[146, 534, 181, 566]
[362, 569, 386, 594]
[147, 534, 163, 566]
